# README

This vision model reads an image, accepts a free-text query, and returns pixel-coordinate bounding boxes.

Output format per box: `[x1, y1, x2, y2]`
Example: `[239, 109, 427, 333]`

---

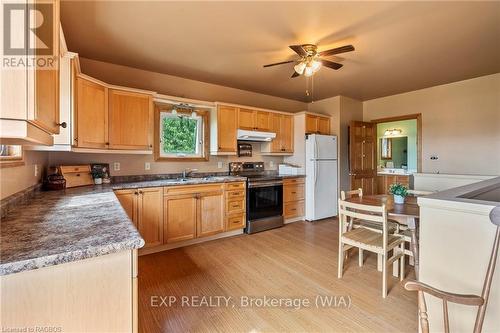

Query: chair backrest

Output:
[338, 199, 389, 248]
[340, 188, 363, 200]
[407, 189, 435, 196]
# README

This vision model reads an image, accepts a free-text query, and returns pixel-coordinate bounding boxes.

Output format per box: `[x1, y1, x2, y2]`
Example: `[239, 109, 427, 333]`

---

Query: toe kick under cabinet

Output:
[115, 181, 246, 254]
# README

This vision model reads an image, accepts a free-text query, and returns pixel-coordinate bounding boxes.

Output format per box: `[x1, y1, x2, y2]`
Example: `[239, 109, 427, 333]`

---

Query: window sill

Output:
[0, 160, 25, 168]
[155, 156, 209, 162]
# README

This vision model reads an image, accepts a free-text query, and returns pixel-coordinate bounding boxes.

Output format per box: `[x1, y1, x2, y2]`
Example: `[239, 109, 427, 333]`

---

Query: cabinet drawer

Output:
[225, 182, 245, 190]
[60, 165, 91, 173]
[226, 213, 246, 231]
[226, 189, 245, 199]
[164, 184, 223, 195]
[283, 177, 305, 185]
[226, 198, 245, 214]
[284, 184, 305, 202]
[284, 200, 304, 218]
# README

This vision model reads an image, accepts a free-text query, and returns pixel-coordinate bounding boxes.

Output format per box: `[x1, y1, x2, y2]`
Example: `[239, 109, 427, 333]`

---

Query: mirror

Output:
[380, 137, 408, 168]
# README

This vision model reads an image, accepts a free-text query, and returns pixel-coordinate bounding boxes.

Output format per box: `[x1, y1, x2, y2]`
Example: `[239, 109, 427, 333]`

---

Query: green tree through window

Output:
[162, 116, 198, 154]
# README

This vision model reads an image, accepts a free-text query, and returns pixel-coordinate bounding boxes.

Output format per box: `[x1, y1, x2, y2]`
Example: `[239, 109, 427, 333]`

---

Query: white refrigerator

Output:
[305, 134, 338, 221]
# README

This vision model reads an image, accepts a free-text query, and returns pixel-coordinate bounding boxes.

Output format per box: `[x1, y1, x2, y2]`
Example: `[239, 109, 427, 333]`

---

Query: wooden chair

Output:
[338, 199, 405, 298]
[340, 188, 363, 200]
[405, 206, 500, 333]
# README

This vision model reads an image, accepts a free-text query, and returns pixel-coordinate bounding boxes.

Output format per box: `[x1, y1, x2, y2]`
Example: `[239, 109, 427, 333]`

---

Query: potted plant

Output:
[389, 183, 408, 204]
[91, 168, 105, 185]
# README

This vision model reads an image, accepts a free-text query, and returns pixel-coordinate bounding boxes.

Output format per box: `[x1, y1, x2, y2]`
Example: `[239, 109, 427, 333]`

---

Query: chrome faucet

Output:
[182, 168, 198, 179]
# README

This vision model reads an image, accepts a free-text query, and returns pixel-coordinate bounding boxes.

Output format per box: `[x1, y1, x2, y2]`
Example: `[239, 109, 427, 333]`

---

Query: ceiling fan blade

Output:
[318, 45, 355, 57]
[263, 60, 295, 68]
[320, 59, 343, 70]
[291, 71, 300, 78]
[289, 45, 307, 57]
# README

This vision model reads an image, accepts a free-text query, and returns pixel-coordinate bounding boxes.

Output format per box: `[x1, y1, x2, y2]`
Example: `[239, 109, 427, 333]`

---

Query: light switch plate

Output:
[34, 164, 38, 177]
[217, 161, 223, 169]
[145, 162, 151, 170]
[270, 161, 275, 168]
[114, 162, 121, 171]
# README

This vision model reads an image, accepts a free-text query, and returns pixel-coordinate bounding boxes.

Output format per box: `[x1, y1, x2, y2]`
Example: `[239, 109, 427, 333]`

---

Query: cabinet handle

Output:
[138, 190, 143, 194]
[57, 122, 67, 128]
[149, 144, 153, 148]
[134, 191, 138, 195]
[290, 208, 297, 211]
[105, 142, 109, 145]
[291, 191, 297, 194]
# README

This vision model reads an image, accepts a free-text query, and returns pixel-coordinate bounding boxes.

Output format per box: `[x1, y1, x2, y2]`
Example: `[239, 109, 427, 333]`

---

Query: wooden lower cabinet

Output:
[376, 174, 410, 194]
[164, 193, 197, 243]
[225, 182, 246, 231]
[115, 187, 163, 248]
[283, 177, 305, 219]
[198, 189, 225, 237]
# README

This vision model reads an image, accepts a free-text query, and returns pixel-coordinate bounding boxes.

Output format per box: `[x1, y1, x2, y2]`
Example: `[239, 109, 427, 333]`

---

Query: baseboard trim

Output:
[284, 216, 304, 224]
[139, 229, 244, 256]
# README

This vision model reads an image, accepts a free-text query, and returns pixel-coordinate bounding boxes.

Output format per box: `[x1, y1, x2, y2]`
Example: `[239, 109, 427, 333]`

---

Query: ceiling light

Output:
[311, 59, 322, 72]
[304, 64, 314, 77]
[294, 62, 306, 75]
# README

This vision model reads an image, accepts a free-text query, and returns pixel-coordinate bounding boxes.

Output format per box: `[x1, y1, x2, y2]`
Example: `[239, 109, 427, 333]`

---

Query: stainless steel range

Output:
[229, 162, 284, 234]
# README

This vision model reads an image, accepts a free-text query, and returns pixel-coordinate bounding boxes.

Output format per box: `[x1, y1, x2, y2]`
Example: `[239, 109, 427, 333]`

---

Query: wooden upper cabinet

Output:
[75, 77, 108, 148]
[270, 113, 282, 152]
[164, 193, 198, 243]
[238, 108, 255, 130]
[217, 105, 238, 152]
[238, 108, 271, 131]
[137, 187, 163, 248]
[281, 115, 294, 152]
[318, 117, 330, 135]
[108, 89, 153, 150]
[255, 111, 271, 131]
[197, 189, 225, 238]
[305, 114, 330, 135]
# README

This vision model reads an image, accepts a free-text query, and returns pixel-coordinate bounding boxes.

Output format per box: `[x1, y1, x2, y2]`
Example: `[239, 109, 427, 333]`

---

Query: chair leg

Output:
[338, 242, 344, 279]
[358, 249, 364, 267]
[382, 254, 388, 298]
[400, 243, 405, 281]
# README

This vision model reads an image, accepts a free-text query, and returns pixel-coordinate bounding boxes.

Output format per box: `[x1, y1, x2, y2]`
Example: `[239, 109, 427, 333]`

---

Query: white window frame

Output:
[159, 111, 204, 159]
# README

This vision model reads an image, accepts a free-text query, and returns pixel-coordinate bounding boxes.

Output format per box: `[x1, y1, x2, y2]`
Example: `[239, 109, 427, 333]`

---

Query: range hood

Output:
[237, 129, 276, 142]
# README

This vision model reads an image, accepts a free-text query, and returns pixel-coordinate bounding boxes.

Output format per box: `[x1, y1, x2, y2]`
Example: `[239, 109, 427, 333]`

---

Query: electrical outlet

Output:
[217, 161, 223, 169]
[34, 164, 38, 177]
[114, 162, 121, 171]
[270, 161, 275, 168]
[145, 162, 151, 171]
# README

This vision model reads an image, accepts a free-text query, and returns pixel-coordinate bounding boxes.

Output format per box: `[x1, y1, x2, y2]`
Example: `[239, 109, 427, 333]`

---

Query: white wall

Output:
[364, 73, 500, 176]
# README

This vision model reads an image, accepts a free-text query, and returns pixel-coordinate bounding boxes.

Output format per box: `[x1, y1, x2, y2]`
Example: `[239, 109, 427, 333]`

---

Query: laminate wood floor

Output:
[138, 219, 417, 333]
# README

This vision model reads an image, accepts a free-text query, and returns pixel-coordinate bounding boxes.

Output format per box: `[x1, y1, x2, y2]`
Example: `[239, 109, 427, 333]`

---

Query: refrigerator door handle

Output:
[315, 136, 319, 159]
[314, 161, 318, 186]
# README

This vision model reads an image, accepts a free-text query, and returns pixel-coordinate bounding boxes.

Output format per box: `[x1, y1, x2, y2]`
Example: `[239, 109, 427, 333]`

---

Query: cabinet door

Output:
[76, 77, 108, 148]
[198, 190, 225, 238]
[255, 111, 271, 131]
[270, 113, 282, 152]
[238, 108, 255, 130]
[109, 90, 152, 150]
[318, 117, 330, 135]
[386, 176, 397, 194]
[164, 194, 197, 243]
[305, 115, 318, 134]
[31, 0, 60, 135]
[217, 105, 237, 152]
[281, 115, 294, 152]
[138, 188, 163, 248]
[115, 189, 138, 226]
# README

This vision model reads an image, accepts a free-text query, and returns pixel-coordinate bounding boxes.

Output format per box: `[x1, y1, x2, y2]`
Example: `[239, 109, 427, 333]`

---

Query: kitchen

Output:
[1, 2, 500, 333]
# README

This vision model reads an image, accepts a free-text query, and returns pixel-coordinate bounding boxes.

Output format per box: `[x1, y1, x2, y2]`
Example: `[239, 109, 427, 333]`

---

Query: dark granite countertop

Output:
[0, 176, 247, 276]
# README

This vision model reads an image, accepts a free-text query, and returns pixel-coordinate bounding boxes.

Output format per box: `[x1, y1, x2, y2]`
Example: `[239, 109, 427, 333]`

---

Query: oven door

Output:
[247, 183, 283, 221]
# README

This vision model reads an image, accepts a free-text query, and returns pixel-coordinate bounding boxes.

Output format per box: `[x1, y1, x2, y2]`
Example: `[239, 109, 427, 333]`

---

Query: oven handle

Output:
[248, 181, 283, 188]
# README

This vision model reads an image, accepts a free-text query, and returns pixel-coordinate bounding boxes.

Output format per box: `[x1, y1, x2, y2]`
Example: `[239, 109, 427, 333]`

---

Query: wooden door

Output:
[255, 111, 271, 131]
[76, 77, 108, 148]
[217, 105, 237, 152]
[270, 113, 282, 152]
[349, 121, 376, 195]
[281, 115, 294, 152]
[318, 117, 330, 135]
[138, 188, 163, 248]
[164, 194, 197, 243]
[108, 90, 152, 150]
[238, 108, 255, 130]
[305, 115, 319, 134]
[197, 189, 225, 238]
[115, 189, 138, 226]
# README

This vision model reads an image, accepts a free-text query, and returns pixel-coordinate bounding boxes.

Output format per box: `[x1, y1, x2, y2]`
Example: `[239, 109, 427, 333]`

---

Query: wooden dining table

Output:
[345, 194, 420, 277]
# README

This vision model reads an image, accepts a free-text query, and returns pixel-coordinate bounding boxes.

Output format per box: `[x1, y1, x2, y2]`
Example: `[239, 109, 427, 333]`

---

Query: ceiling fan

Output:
[263, 44, 355, 78]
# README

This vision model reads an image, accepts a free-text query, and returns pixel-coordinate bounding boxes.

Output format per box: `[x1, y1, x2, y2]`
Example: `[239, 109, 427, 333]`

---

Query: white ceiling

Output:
[61, 1, 500, 102]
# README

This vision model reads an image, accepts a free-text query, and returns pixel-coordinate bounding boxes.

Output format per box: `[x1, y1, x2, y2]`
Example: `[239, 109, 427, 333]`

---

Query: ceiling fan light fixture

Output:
[294, 62, 306, 75]
[303, 63, 315, 77]
[311, 59, 322, 72]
